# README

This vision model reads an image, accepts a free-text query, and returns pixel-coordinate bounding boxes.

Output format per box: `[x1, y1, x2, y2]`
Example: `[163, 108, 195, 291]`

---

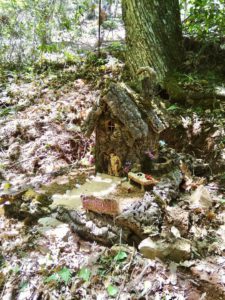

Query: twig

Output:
[116, 246, 136, 300]
[127, 261, 153, 292]
[98, 0, 102, 57]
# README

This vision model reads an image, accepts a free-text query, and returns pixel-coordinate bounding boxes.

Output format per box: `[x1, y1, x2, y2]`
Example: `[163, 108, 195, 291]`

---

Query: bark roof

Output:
[104, 83, 149, 139]
[83, 82, 149, 140]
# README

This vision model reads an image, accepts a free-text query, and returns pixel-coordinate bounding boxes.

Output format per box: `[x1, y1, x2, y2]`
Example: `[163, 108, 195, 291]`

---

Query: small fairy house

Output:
[83, 82, 168, 176]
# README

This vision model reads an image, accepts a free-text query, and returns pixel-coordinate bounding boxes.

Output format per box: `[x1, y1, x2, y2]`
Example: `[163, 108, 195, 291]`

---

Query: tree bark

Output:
[122, 0, 183, 84]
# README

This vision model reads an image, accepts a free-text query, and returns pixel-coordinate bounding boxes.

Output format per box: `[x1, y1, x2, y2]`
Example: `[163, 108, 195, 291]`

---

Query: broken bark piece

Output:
[128, 172, 158, 191]
[163, 206, 189, 236]
[81, 195, 119, 216]
[116, 192, 162, 238]
[153, 168, 183, 205]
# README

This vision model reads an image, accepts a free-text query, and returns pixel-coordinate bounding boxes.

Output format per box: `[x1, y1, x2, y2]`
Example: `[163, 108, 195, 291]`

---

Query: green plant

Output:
[167, 104, 180, 111]
[107, 285, 118, 298]
[45, 267, 72, 285]
[86, 52, 107, 67]
[11, 264, 20, 274]
[19, 281, 29, 292]
[181, 0, 225, 42]
[106, 41, 125, 59]
[64, 51, 78, 63]
[0, 0, 92, 66]
[114, 251, 127, 262]
[0, 255, 4, 268]
[78, 267, 91, 282]
[102, 19, 118, 30]
[3, 182, 11, 190]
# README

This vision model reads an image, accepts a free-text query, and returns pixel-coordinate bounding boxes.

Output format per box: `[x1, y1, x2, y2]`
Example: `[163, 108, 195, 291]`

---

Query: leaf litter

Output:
[0, 61, 225, 299]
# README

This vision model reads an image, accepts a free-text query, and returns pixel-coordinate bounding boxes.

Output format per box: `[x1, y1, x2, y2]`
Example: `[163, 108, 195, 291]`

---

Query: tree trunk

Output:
[122, 0, 183, 84]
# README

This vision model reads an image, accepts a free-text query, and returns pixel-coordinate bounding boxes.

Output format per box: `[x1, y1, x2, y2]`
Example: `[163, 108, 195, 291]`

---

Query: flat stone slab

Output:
[37, 217, 70, 241]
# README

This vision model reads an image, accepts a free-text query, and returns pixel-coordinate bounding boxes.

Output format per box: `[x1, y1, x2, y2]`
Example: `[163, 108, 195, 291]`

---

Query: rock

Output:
[138, 237, 170, 260]
[7, 142, 20, 159]
[170, 226, 181, 239]
[150, 157, 173, 175]
[3, 188, 51, 221]
[23, 189, 50, 205]
[38, 217, 64, 228]
[188, 185, 213, 210]
[164, 206, 189, 236]
[38, 222, 70, 242]
[139, 237, 191, 262]
[168, 238, 191, 262]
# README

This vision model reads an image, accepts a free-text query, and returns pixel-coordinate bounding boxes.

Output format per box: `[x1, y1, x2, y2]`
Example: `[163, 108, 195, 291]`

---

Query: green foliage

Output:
[19, 281, 29, 291]
[11, 264, 20, 274]
[181, 0, 225, 42]
[0, 0, 92, 66]
[45, 267, 72, 285]
[114, 251, 127, 261]
[0, 107, 15, 117]
[107, 285, 118, 297]
[86, 52, 107, 67]
[0, 255, 5, 268]
[78, 267, 91, 282]
[102, 20, 118, 30]
[106, 41, 126, 60]
[167, 104, 180, 111]
[64, 51, 78, 63]
[58, 267, 72, 284]
[3, 182, 11, 191]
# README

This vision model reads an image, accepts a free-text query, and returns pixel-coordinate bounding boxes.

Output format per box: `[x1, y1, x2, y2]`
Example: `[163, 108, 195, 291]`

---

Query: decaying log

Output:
[55, 206, 134, 246]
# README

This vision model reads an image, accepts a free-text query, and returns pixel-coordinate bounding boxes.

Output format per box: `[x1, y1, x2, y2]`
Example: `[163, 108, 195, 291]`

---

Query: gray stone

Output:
[138, 238, 170, 260]
[189, 185, 212, 210]
[139, 237, 191, 262]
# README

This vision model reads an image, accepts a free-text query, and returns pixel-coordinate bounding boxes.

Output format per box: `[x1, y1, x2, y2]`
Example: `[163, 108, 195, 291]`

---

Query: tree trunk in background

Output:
[122, 0, 183, 84]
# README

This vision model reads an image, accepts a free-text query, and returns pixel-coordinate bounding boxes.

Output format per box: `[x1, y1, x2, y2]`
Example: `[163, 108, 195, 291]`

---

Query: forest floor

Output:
[0, 53, 225, 300]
